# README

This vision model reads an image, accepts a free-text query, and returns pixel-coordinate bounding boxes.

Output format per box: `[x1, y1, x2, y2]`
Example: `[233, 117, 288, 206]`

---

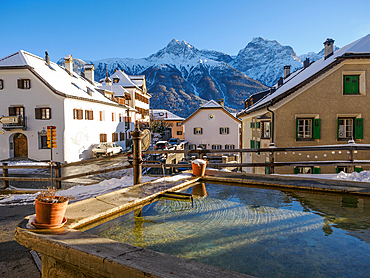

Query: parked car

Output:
[155, 141, 173, 150]
[92, 143, 122, 157]
[168, 138, 181, 146]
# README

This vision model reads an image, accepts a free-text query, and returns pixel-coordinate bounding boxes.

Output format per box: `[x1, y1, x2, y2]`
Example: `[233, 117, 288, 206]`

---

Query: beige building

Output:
[238, 34, 370, 174]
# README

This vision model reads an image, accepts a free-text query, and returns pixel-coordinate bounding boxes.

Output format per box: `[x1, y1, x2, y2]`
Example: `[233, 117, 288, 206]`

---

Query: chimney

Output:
[324, 38, 335, 60]
[105, 76, 112, 86]
[303, 58, 310, 69]
[45, 50, 50, 65]
[277, 77, 283, 87]
[64, 55, 73, 75]
[284, 65, 291, 79]
[217, 98, 224, 107]
[84, 64, 95, 83]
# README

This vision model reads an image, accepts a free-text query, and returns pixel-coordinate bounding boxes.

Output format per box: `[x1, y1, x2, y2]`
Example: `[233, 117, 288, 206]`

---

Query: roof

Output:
[238, 34, 370, 116]
[152, 109, 184, 121]
[183, 100, 241, 124]
[0, 50, 128, 108]
[100, 70, 139, 88]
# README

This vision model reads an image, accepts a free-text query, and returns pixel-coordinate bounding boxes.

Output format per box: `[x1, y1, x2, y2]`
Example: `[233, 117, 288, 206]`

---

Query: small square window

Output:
[0, 79, 3, 90]
[18, 79, 31, 89]
[177, 131, 183, 135]
[194, 127, 202, 135]
[220, 127, 229, 135]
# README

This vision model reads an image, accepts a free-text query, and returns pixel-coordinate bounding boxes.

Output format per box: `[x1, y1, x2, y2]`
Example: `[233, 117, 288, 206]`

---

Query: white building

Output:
[98, 70, 151, 124]
[182, 100, 241, 150]
[0, 50, 136, 163]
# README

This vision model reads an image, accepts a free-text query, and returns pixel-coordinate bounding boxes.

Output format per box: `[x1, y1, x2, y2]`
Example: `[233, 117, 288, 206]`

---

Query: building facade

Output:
[183, 100, 241, 150]
[151, 109, 185, 140]
[238, 35, 370, 174]
[0, 51, 136, 163]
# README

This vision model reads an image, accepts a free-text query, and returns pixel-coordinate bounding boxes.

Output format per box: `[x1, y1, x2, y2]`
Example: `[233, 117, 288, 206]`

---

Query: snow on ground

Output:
[0, 160, 50, 175]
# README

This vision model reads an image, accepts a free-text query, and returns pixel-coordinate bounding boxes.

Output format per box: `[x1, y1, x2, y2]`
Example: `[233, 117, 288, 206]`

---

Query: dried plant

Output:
[36, 187, 75, 203]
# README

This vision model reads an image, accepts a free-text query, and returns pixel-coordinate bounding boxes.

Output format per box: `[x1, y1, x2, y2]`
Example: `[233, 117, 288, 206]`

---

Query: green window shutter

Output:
[344, 75, 359, 94]
[355, 118, 363, 139]
[296, 119, 299, 140]
[265, 166, 270, 174]
[335, 167, 339, 174]
[355, 167, 363, 173]
[313, 167, 321, 174]
[250, 140, 255, 149]
[256, 122, 260, 129]
[294, 167, 298, 174]
[256, 141, 260, 154]
[313, 119, 321, 139]
[337, 119, 340, 140]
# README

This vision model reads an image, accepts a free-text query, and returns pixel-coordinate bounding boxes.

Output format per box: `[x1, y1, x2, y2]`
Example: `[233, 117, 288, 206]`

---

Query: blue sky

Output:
[1, 0, 370, 62]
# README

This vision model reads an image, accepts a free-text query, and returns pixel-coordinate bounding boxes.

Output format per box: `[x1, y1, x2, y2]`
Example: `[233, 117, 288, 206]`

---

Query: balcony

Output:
[2, 115, 27, 130]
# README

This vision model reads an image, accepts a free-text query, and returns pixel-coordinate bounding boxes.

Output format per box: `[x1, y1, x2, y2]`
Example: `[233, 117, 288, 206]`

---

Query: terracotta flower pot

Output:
[35, 197, 68, 226]
[192, 160, 207, 176]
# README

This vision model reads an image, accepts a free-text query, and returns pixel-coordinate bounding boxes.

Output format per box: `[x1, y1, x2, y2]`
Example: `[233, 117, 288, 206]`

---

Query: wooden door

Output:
[14, 133, 28, 157]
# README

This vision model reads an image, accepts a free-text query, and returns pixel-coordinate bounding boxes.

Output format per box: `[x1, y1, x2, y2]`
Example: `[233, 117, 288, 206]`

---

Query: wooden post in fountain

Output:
[130, 122, 144, 185]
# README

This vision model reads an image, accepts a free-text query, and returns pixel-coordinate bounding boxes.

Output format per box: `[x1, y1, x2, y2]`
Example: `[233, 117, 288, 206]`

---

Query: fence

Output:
[2, 142, 370, 190]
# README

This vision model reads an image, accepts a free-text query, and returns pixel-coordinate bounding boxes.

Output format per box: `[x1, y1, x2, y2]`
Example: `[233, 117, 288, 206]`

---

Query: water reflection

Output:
[88, 183, 370, 277]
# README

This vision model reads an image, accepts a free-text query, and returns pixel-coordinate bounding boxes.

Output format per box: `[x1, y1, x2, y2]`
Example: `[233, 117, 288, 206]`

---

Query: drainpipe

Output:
[266, 102, 275, 174]
[266, 102, 275, 145]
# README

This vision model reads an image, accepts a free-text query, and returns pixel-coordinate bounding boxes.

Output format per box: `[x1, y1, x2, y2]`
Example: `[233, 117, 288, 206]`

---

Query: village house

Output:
[0, 50, 136, 163]
[98, 69, 151, 127]
[182, 99, 241, 151]
[151, 109, 185, 140]
[238, 34, 370, 174]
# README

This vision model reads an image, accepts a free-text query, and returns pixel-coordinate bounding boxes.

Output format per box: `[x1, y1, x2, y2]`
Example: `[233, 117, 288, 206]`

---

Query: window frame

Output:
[85, 110, 94, 120]
[212, 144, 222, 150]
[35, 107, 51, 120]
[225, 144, 235, 149]
[261, 121, 270, 139]
[0, 79, 3, 90]
[18, 79, 31, 89]
[194, 127, 203, 135]
[177, 131, 183, 135]
[99, 133, 107, 143]
[220, 127, 229, 135]
[73, 109, 83, 120]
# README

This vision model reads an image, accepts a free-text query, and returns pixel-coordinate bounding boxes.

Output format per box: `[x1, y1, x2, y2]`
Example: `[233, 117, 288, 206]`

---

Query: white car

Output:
[92, 143, 122, 157]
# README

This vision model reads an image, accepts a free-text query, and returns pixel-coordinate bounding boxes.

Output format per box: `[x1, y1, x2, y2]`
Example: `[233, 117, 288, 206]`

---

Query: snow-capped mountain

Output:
[58, 38, 333, 117]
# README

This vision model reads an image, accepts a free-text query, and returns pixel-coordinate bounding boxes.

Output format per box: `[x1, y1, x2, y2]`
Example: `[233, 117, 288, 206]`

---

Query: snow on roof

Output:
[101, 70, 139, 88]
[152, 109, 184, 121]
[239, 34, 370, 115]
[98, 84, 130, 97]
[201, 99, 222, 108]
[0, 50, 120, 105]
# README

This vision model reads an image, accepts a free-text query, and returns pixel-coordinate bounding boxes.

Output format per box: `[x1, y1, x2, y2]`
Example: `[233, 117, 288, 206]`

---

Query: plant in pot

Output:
[33, 187, 74, 229]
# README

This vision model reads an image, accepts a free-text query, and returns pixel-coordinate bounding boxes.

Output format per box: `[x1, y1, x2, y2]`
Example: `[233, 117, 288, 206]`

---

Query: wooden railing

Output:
[2, 142, 370, 190]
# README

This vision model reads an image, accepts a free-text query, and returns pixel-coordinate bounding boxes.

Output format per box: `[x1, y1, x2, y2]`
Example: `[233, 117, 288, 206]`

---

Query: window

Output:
[100, 133, 107, 142]
[176, 122, 182, 126]
[225, 144, 235, 149]
[220, 127, 229, 135]
[194, 127, 203, 135]
[189, 144, 196, 150]
[261, 121, 270, 138]
[250, 140, 256, 148]
[112, 133, 118, 142]
[9, 106, 24, 117]
[343, 75, 359, 94]
[177, 131, 183, 135]
[212, 144, 222, 149]
[17, 79, 31, 89]
[337, 118, 363, 140]
[39, 135, 49, 149]
[250, 122, 255, 128]
[73, 109, 83, 119]
[99, 111, 105, 121]
[120, 132, 125, 141]
[85, 110, 93, 120]
[0, 79, 3, 90]
[35, 108, 51, 120]
[113, 78, 119, 83]
[112, 112, 115, 121]
[198, 144, 207, 150]
[296, 118, 320, 140]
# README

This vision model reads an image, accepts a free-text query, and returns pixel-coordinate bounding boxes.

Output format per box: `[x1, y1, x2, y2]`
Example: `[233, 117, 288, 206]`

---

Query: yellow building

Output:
[238, 35, 370, 175]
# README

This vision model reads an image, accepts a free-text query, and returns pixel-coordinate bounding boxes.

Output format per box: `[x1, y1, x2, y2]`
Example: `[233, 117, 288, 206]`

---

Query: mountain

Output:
[231, 37, 302, 87]
[58, 38, 333, 117]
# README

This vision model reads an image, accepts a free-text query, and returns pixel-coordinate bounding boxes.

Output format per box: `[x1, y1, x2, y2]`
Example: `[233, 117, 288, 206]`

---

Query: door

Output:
[14, 133, 28, 157]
